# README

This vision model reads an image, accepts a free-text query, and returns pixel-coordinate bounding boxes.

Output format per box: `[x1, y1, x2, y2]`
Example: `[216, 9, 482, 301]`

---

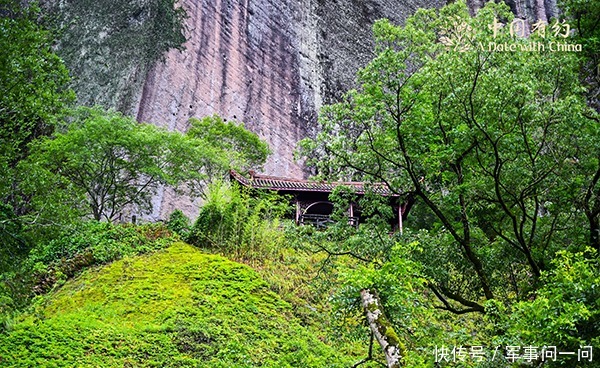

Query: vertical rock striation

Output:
[46, 0, 558, 219]
[135, 0, 309, 178]
[133, 0, 447, 182]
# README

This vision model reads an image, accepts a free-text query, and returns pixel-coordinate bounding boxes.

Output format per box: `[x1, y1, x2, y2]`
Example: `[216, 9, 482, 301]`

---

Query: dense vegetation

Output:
[1, 0, 599, 367]
[0, 243, 350, 367]
[298, 1, 600, 366]
[42, 0, 187, 111]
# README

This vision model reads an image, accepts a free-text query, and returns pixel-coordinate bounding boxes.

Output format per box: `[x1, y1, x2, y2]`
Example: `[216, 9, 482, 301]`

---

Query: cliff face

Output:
[47, 0, 558, 219]
[133, 0, 450, 180]
[135, 0, 313, 178]
[131, 0, 446, 219]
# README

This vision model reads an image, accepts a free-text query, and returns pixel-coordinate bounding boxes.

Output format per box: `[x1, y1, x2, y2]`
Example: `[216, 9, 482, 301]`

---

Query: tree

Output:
[186, 115, 271, 178]
[556, 0, 600, 251]
[299, 1, 599, 363]
[0, 0, 73, 265]
[0, 0, 74, 186]
[23, 107, 228, 222]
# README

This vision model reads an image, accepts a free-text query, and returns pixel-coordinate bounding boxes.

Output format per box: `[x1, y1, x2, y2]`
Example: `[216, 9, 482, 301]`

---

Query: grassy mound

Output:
[0, 243, 350, 367]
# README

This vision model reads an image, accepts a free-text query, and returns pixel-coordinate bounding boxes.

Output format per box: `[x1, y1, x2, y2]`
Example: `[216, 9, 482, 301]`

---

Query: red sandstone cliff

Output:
[135, 0, 312, 178]
[46, 0, 559, 219]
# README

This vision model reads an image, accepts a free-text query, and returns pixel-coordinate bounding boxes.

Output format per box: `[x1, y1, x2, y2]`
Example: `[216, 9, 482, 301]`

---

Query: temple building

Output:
[230, 170, 413, 233]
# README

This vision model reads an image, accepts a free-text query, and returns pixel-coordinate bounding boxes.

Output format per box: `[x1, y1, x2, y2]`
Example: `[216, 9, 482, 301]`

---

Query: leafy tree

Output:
[556, 0, 600, 253]
[0, 0, 73, 267]
[301, 0, 597, 310]
[23, 107, 222, 222]
[187, 115, 271, 177]
[0, 0, 73, 186]
[299, 1, 599, 362]
[22, 108, 270, 225]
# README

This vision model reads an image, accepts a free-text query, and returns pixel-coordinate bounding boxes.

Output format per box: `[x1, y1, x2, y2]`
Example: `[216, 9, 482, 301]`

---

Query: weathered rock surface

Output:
[132, 0, 447, 219]
[47, 0, 558, 220]
[133, 0, 451, 180]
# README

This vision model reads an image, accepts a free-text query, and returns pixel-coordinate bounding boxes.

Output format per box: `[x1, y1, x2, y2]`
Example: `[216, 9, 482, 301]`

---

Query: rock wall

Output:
[48, 0, 558, 220]
[132, 0, 446, 219]
[133, 0, 449, 180]
[135, 0, 310, 178]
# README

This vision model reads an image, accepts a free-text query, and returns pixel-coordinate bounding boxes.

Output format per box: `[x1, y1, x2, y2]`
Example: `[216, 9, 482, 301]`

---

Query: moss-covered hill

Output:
[0, 243, 349, 367]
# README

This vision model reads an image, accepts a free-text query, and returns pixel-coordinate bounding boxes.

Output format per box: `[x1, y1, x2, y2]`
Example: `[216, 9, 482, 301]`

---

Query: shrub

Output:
[166, 209, 191, 239]
[503, 249, 600, 365]
[3, 221, 177, 308]
[188, 180, 289, 260]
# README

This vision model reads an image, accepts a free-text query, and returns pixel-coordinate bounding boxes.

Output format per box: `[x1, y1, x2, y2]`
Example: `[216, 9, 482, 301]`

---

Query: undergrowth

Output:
[0, 221, 177, 321]
[184, 182, 386, 365]
[0, 243, 352, 367]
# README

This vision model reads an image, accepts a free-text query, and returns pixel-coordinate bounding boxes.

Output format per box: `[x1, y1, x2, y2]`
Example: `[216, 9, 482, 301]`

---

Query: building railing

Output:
[299, 214, 359, 228]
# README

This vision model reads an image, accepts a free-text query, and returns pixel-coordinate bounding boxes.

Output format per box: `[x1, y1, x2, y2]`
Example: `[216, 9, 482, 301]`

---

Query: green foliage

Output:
[166, 209, 191, 238]
[503, 250, 600, 365]
[189, 181, 289, 260]
[26, 221, 174, 267]
[300, 0, 598, 311]
[0, 0, 74, 171]
[0, 203, 26, 273]
[558, 0, 600, 110]
[53, 0, 186, 64]
[187, 115, 271, 176]
[0, 0, 74, 265]
[23, 106, 215, 222]
[297, 0, 600, 362]
[559, 0, 600, 58]
[335, 242, 425, 363]
[0, 243, 352, 367]
[0, 221, 176, 313]
[44, 0, 186, 110]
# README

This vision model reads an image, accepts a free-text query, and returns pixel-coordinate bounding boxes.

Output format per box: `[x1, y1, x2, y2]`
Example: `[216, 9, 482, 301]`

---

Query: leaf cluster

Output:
[187, 115, 271, 175]
[188, 181, 289, 260]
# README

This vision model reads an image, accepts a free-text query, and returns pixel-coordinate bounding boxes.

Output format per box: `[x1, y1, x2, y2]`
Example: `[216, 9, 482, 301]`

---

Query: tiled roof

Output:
[230, 170, 398, 196]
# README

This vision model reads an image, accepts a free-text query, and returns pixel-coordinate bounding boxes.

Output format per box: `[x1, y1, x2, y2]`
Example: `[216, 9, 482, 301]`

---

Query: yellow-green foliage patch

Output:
[0, 243, 350, 367]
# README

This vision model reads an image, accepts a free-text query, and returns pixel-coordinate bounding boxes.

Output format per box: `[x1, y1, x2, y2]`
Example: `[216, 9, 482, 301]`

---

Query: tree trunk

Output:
[360, 288, 404, 368]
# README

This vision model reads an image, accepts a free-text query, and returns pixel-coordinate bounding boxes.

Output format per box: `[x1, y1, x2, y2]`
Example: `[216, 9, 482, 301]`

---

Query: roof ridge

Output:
[249, 171, 386, 187]
[230, 170, 399, 196]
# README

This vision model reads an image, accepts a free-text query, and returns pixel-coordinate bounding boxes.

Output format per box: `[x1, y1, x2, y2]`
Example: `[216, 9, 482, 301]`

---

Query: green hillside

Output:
[0, 243, 349, 367]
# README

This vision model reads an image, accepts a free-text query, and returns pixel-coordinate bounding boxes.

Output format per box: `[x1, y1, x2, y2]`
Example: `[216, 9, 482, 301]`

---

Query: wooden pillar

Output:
[295, 199, 300, 225]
